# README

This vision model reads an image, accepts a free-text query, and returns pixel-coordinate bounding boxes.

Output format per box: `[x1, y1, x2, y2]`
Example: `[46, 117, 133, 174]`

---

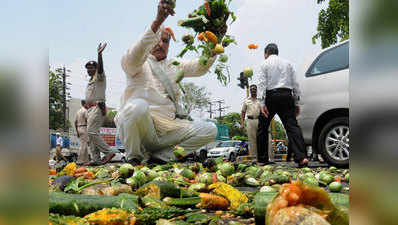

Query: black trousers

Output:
[257, 89, 306, 163]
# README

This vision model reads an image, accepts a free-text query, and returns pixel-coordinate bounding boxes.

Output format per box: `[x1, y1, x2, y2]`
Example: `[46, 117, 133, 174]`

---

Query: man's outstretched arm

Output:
[97, 42, 107, 80]
[122, 0, 175, 76]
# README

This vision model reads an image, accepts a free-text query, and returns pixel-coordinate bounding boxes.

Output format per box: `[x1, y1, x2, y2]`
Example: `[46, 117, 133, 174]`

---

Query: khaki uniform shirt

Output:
[85, 72, 106, 104]
[75, 107, 88, 126]
[242, 97, 261, 118]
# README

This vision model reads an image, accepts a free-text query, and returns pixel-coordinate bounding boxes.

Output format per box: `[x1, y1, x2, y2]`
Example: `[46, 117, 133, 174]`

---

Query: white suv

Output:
[297, 40, 349, 167]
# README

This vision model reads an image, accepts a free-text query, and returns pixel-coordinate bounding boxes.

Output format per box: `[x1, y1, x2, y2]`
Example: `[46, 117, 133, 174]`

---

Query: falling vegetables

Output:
[197, 32, 208, 42]
[248, 43, 259, 49]
[214, 44, 225, 54]
[165, 27, 176, 42]
[181, 34, 194, 45]
[243, 67, 253, 78]
[205, 31, 218, 44]
[204, 1, 211, 17]
[218, 54, 228, 63]
[175, 0, 237, 86]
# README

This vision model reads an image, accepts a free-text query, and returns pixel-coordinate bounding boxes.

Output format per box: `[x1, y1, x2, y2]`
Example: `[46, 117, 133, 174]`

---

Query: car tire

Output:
[318, 117, 349, 168]
[229, 153, 236, 162]
[199, 150, 207, 162]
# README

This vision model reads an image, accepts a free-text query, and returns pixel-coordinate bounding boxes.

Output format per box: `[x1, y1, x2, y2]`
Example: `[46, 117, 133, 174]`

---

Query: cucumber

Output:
[253, 192, 277, 225]
[49, 192, 138, 216]
[178, 15, 209, 27]
[163, 197, 202, 207]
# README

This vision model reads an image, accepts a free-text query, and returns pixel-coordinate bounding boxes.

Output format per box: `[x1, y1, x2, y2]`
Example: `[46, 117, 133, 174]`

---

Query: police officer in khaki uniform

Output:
[240, 84, 262, 160]
[74, 100, 89, 165]
[84, 43, 115, 166]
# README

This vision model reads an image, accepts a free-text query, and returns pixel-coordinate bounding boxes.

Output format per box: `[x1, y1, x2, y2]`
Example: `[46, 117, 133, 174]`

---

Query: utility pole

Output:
[212, 100, 229, 120]
[207, 103, 213, 119]
[62, 66, 66, 132]
[207, 100, 229, 119]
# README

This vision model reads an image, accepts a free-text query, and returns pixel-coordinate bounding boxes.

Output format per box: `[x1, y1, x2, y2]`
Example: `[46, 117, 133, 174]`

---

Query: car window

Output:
[307, 42, 349, 77]
[217, 142, 239, 147]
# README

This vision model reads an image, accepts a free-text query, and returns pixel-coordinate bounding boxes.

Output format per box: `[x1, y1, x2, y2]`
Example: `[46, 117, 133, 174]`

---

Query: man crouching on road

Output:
[114, 0, 227, 165]
[84, 43, 115, 166]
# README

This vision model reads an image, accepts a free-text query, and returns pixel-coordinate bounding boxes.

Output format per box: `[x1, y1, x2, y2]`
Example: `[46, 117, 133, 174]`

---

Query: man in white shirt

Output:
[257, 43, 309, 167]
[114, 0, 225, 165]
[55, 132, 67, 162]
[240, 84, 262, 159]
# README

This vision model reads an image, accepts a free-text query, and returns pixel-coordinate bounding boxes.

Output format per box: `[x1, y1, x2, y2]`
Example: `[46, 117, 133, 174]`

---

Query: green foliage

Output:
[313, 0, 349, 48]
[49, 67, 71, 131]
[181, 82, 211, 115]
[272, 120, 287, 141]
[217, 112, 247, 138]
[232, 136, 248, 141]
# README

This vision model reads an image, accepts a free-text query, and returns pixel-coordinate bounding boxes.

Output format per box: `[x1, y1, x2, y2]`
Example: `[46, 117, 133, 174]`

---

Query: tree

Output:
[313, 0, 349, 49]
[272, 120, 287, 141]
[49, 67, 71, 131]
[217, 112, 247, 138]
[180, 82, 211, 115]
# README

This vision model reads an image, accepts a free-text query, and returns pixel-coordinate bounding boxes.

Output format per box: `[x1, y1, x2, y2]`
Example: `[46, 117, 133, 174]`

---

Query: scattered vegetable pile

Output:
[49, 159, 349, 225]
[176, 0, 237, 86]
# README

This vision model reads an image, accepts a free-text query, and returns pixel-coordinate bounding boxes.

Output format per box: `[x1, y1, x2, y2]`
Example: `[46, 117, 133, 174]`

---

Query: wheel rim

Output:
[325, 125, 349, 161]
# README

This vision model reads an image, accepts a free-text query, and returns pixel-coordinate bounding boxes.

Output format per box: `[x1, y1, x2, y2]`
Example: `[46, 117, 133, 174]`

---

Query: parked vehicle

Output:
[296, 40, 349, 167]
[207, 141, 241, 162]
[236, 141, 248, 156]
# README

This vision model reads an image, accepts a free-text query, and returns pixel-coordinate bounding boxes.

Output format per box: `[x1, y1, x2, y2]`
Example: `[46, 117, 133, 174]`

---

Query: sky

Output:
[49, 0, 327, 119]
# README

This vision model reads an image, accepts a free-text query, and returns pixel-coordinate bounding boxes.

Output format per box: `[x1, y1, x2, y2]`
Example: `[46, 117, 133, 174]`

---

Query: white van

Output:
[297, 40, 349, 167]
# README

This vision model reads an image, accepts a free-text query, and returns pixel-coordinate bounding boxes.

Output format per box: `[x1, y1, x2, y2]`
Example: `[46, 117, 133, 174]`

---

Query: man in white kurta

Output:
[115, 1, 219, 164]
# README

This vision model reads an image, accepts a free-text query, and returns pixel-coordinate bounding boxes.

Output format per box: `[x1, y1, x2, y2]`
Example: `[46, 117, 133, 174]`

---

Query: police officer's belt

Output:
[266, 88, 292, 95]
[247, 116, 259, 120]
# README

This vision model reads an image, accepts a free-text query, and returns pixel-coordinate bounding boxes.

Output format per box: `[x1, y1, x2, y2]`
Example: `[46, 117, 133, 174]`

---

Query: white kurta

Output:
[115, 26, 217, 162]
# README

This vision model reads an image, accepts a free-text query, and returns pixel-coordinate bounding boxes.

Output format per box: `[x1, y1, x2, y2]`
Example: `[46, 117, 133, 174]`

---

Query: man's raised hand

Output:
[97, 42, 107, 54]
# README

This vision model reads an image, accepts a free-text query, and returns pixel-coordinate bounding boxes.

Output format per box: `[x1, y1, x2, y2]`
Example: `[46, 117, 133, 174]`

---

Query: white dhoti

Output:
[116, 98, 217, 162]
